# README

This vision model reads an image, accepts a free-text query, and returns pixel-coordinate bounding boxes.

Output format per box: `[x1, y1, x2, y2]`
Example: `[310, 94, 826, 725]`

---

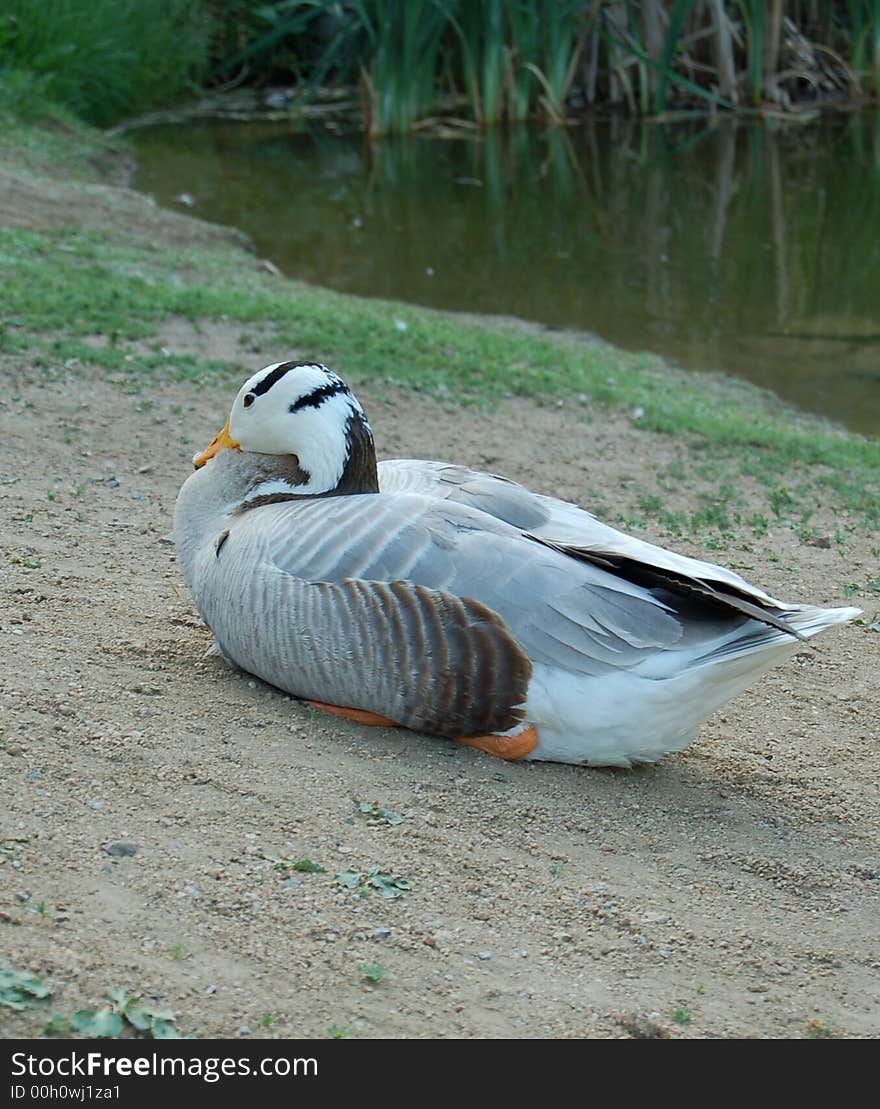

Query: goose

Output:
[174, 360, 861, 767]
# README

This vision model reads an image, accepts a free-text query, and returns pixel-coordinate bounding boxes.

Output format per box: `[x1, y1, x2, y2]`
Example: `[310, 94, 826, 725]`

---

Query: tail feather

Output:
[698, 604, 861, 666]
[786, 604, 863, 637]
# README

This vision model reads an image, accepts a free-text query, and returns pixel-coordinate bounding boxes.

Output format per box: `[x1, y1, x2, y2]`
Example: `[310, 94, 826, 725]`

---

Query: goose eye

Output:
[242, 393, 256, 409]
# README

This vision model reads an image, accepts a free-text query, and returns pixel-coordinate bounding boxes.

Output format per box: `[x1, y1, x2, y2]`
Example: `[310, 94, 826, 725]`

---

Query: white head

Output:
[194, 361, 376, 496]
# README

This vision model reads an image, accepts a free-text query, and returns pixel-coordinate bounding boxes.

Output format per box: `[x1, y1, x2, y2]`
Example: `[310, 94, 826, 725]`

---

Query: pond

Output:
[132, 113, 880, 436]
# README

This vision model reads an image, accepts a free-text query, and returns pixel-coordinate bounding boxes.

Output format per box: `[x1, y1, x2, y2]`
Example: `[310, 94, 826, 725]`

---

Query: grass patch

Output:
[0, 110, 125, 184]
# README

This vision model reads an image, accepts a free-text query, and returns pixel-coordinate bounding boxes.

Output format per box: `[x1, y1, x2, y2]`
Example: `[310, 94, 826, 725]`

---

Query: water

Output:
[132, 114, 880, 435]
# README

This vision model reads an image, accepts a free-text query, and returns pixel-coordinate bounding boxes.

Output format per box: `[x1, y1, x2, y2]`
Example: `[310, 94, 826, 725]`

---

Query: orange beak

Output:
[193, 419, 240, 469]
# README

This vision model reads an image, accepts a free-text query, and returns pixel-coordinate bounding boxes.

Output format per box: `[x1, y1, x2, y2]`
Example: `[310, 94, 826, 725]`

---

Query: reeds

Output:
[4, 2, 877, 132]
[254, 1, 880, 133]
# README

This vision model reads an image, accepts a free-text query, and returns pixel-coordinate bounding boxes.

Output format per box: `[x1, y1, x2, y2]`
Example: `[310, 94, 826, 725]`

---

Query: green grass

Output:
[0, 0, 206, 128]
[0, 109, 126, 184]
[1, 216, 878, 527]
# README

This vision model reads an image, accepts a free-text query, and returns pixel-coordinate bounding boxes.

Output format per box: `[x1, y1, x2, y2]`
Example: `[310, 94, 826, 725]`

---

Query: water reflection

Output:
[132, 114, 880, 434]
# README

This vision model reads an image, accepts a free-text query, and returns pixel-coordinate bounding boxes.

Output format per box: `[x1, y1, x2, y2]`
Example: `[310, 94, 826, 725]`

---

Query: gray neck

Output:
[174, 451, 296, 582]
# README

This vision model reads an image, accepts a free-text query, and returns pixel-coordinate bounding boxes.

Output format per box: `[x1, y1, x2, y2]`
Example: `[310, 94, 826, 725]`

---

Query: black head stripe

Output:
[289, 378, 350, 414]
[250, 362, 298, 397]
[249, 360, 331, 398]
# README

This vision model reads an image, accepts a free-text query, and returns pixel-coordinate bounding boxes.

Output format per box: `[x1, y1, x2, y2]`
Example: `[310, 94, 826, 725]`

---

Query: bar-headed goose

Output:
[174, 361, 860, 766]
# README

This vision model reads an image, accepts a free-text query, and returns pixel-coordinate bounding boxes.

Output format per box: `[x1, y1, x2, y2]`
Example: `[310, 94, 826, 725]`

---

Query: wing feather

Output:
[250, 493, 696, 678]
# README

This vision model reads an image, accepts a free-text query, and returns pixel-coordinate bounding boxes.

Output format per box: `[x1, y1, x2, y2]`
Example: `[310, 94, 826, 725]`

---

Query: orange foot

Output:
[454, 726, 538, 761]
[306, 701, 537, 761]
[306, 700, 398, 727]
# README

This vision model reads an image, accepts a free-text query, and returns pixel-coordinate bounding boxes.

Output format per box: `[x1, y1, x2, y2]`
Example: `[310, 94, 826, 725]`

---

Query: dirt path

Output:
[1, 335, 878, 1039]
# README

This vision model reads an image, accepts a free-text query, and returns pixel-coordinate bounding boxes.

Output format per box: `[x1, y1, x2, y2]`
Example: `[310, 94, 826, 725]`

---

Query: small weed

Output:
[657, 509, 687, 535]
[769, 486, 795, 518]
[0, 965, 52, 1010]
[42, 1013, 72, 1036]
[615, 513, 646, 531]
[355, 800, 403, 826]
[327, 1022, 353, 1039]
[12, 513, 33, 524]
[690, 502, 732, 532]
[11, 555, 41, 569]
[168, 944, 190, 961]
[44, 987, 189, 1039]
[259, 1011, 276, 1028]
[336, 868, 411, 899]
[670, 1007, 692, 1026]
[259, 852, 326, 873]
[805, 1017, 836, 1039]
[636, 493, 664, 514]
[664, 458, 687, 482]
[357, 963, 388, 984]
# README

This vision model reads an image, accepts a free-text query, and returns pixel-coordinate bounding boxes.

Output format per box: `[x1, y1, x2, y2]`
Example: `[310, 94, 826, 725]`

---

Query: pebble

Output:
[87, 800, 105, 811]
[282, 878, 302, 890]
[104, 840, 139, 857]
[371, 927, 392, 940]
[477, 950, 493, 961]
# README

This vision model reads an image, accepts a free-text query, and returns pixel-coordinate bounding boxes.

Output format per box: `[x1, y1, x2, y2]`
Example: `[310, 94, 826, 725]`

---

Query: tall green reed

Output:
[844, 0, 880, 96]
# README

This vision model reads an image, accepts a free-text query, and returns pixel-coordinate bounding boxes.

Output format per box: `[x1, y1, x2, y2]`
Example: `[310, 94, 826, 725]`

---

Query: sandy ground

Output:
[1, 173, 879, 1040]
